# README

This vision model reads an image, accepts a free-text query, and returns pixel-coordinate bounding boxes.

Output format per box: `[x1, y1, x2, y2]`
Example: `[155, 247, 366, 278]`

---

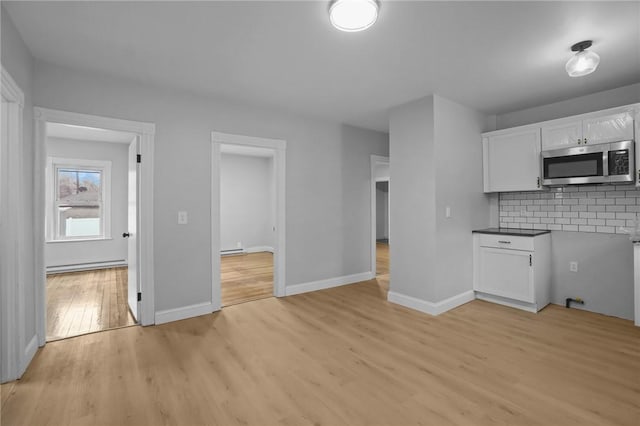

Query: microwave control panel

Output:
[609, 150, 630, 176]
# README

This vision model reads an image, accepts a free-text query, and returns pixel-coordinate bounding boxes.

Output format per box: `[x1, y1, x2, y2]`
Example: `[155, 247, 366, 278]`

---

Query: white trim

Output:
[245, 246, 274, 254]
[285, 271, 374, 296]
[1, 67, 24, 107]
[46, 260, 127, 274]
[387, 290, 475, 316]
[21, 335, 38, 375]
[0, 66, 26, 383]
[212, 131, 287, 309]
[155, 302, 214, 325]
[370, 155, 390, 277]
[34, 108, 156, 342]
[475, 292, 539, 314]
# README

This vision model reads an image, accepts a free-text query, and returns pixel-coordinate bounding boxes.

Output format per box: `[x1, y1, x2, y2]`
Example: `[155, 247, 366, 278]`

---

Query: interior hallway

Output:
[46, 267, 136, 341]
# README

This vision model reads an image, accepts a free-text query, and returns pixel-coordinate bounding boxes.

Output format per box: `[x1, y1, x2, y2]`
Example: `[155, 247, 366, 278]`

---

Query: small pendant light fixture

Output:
[329, 0, 380, 32]
[565, 40, 600, 77]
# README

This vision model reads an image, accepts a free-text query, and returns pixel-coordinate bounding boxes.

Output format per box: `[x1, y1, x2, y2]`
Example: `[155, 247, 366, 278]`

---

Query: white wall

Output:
[376, 182, 388, 240]
[389, 94, 490, 305]
[220, 153, 273, 252]
[33, 60, 389, 313]
[45, 137, 128, 268]
[389, 96, 438, 301]
[494, 83, 640, 320]
[1, 5, 37, 377]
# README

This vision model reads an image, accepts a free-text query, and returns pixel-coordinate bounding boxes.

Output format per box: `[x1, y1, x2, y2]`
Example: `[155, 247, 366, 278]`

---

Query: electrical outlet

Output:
[569, 261, 578, 272]
[445, 206, 451, 218]
[236, 241, 242, 249]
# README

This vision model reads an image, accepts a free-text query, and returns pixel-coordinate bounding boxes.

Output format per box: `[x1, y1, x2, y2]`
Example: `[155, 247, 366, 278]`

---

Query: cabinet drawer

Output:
[476, 234, 534, 251]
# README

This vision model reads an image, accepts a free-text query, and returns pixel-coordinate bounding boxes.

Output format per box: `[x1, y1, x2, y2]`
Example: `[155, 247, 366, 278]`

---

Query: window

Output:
[47, 157, 111, 241]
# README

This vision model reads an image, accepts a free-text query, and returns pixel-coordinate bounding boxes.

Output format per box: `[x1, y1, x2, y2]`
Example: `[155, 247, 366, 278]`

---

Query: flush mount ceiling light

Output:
[565, 40, 600, 77]
[329, 0, 380, 32]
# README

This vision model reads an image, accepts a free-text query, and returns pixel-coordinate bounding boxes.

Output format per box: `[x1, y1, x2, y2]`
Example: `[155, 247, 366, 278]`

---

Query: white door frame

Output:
[370, 155, 390, 276]
[1, 66, 27, 382]
[211, 131, 286, 309]
[34, 108, 156, 346]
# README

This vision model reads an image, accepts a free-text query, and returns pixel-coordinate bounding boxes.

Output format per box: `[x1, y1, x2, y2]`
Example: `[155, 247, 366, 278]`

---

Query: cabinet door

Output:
[476, 247, 534, 303]
[483, 129, 541, 192]
[583, 111, 634, 145]
[541, 119, 582, 150]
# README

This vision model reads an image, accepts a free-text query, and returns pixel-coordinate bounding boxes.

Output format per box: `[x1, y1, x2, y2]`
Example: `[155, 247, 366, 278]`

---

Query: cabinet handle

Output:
[530, 254, 532, 266]
[498, 240, 511, 244]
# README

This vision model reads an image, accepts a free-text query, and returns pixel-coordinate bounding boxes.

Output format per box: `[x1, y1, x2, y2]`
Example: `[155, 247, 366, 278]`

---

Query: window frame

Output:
[46, 157, 112, 242]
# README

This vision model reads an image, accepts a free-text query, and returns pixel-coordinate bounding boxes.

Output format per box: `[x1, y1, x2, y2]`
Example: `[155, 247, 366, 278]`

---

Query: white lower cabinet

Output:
[473, 231, 551, 312]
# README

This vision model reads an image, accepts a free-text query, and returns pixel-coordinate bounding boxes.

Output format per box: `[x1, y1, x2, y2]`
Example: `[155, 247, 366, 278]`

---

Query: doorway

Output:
[371, 155, 390, 288]
[219, 147, 275, 306]
[211, 132, 286, 310]
[34, 108, 155, 347]
[43, 123, 138, 340]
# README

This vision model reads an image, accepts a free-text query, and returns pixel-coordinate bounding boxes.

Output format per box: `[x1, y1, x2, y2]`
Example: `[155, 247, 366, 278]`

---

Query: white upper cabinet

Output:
[583, 111, 634, 145]
[542, 110, 635, 150]
[541, 119, 582, 150]
[483, 128, 542, 193]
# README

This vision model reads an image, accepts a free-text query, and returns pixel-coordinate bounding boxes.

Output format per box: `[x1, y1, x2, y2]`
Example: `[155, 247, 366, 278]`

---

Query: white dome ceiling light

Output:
[565, 40, 600, 77]
[329, 0, 380, 32]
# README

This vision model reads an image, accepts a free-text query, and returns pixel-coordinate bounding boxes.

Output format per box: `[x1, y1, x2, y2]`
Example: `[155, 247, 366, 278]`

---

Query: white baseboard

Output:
[20, 335, 39, 377]
[46, 260, 127, 274]
[155, 301, 215, 325]
[245, 246, 274, 254]
[387, 290, 475, 316]
[285, 271, 374, 296]
[475, 292, 539, 313]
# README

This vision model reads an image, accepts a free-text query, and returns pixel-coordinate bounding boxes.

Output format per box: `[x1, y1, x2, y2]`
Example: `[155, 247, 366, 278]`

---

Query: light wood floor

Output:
[376, 241, 389, 276]
[3, 277, 639, 425]
[221, 252, 274, 306]
[46, 267, 136, 341]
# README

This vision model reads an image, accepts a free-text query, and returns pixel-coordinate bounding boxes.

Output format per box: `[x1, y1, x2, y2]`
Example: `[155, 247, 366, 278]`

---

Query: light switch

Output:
[178, 211, 188, 225]
[445, 206, 451, 218]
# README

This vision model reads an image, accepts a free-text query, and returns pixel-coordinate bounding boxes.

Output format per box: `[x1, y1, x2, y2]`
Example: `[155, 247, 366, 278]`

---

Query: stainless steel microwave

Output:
[541, 140, 635, 186]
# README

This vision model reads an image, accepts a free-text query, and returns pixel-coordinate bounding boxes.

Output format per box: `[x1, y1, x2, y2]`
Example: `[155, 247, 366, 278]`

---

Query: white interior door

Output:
[127, 137, 139, 321]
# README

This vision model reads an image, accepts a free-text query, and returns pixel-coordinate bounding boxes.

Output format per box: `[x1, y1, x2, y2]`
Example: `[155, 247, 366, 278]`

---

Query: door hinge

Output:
[137, 154, 142, 163]
[529, 254, 532, 267]
[137, 292, 142, 302]
[537, 177, 540, 188]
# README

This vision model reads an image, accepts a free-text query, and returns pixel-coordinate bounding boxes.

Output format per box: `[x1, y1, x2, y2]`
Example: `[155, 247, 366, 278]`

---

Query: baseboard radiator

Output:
[46, 259, 127, 274]
[221, 248, 245, 256]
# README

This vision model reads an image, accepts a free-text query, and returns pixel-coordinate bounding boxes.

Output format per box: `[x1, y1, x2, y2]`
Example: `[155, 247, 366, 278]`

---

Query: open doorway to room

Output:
[211, 132, 286, 310]
[33, 109, 155, 347]
[371, 155, 390, 291]
[219, 145, 275, 306]
[43, 123, 138, 341]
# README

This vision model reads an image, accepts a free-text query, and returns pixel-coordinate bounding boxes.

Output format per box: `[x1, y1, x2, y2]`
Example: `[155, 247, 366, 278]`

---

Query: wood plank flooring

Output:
[3, 277, 639, 425]
[46, 267, 136, 341]
[221, 252, 274, 306]
[376, 241, 389, 276]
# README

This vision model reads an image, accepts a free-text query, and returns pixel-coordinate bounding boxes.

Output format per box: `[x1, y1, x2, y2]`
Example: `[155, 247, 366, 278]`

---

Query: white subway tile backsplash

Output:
[499, 186, 639, 235]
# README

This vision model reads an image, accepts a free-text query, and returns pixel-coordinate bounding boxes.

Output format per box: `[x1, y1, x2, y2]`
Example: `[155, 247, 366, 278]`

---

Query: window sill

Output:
[46, 237, 113, 244]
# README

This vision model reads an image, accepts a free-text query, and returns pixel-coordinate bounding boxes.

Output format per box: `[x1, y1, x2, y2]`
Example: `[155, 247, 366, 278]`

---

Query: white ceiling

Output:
[5, 1, 640, 132]
[47, 122, 137, 144]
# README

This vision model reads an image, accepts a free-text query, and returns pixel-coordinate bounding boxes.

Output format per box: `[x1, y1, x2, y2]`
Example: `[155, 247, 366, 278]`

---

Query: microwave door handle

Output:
[603, 150, 609, 178]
